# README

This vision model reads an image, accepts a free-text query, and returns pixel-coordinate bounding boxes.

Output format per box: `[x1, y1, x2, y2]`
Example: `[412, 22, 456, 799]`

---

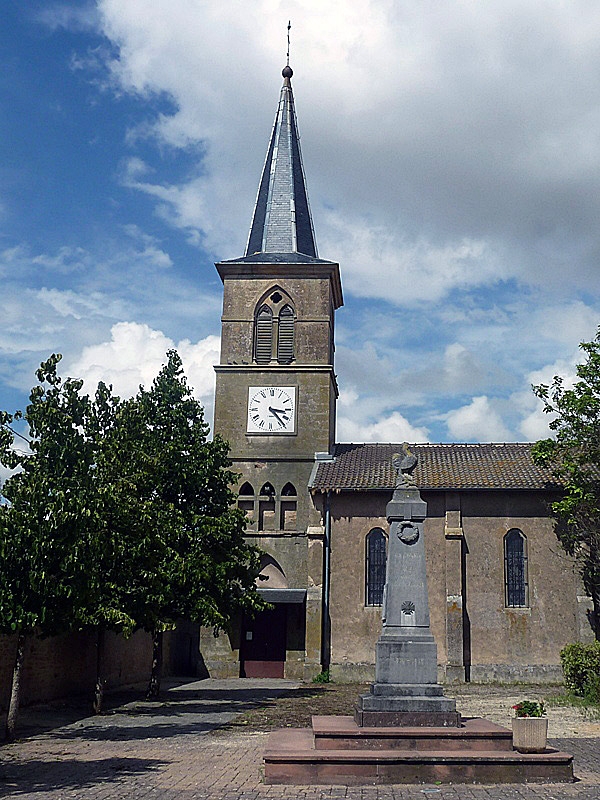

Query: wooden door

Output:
[241, 605, 287, 677]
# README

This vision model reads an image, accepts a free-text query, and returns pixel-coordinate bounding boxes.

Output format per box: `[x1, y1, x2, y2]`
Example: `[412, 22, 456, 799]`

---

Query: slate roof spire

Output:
[245, 65, 318, 259]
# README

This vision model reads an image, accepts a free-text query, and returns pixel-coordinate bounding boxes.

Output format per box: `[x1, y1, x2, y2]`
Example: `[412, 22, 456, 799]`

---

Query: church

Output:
[201, 64, 595, 684]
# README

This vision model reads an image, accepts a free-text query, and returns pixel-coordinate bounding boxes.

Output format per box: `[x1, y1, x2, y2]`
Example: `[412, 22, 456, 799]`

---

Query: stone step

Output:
[313, 715, 513, 751]
[263, 723, 574, 785]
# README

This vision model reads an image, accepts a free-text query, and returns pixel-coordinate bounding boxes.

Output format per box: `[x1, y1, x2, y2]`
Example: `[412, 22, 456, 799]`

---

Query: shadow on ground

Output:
[5, 680, 311, 741]
[0, 757, 166, 797]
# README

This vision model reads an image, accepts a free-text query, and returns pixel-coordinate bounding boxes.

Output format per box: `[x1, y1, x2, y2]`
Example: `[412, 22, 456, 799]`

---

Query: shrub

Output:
[560, 641, 600, 701]
[312, 668, 330, 684]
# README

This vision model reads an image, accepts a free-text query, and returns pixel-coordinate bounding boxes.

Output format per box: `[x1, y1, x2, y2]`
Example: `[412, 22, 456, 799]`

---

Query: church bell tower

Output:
[211, 64, 343, 678]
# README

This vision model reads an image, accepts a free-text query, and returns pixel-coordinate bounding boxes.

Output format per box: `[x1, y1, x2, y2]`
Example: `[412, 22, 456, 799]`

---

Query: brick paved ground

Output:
[1, 680, 599, 800]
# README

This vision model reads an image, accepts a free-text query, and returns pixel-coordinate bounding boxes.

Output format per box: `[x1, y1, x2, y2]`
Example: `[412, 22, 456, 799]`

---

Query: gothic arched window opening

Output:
[366, 528, 387, 606]
[253, 288, 296, 364]
[280, 482, 297, 531]
[504, 528, 528, 608]
[237, 482, 255, 528]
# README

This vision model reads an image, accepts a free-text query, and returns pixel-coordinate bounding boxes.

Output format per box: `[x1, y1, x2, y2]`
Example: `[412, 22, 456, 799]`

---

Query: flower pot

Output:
[512, 716, 548, 753]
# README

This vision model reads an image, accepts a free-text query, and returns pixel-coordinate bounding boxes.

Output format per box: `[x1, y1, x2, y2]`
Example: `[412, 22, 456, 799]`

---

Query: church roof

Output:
[309, 442, 561, 492]
[244, 65, 318, 259]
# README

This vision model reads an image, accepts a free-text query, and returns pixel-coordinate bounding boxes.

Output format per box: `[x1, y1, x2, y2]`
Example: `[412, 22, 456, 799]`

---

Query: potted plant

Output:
[511, 700, 548, 753]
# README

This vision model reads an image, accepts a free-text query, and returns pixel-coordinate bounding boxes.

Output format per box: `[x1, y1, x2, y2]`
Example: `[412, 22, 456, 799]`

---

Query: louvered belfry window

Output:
[277, 305, 295, 364]
[253, 289, 296, 364]
[255, 305, 273, 364]
[504, 529, 528, 607]
[366, 528, 387, 606]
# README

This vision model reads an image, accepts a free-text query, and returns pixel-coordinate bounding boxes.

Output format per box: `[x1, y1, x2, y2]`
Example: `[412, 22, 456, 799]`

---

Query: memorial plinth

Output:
[355, 463, 459, 727]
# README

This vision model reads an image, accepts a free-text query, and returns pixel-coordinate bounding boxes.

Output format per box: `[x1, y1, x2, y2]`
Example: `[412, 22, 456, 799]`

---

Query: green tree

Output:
[0, 350, 264, 730]
[532, 330, 600, 640]
[107, 350, 264, 698]
[0, 356, 99, 739]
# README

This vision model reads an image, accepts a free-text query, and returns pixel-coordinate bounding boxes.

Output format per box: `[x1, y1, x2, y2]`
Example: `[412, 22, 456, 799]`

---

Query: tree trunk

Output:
[5, 630, 26, 742]
[93, 627, 106, 714]
[146, 628, 163, 699]
[592, 591, 600, 641]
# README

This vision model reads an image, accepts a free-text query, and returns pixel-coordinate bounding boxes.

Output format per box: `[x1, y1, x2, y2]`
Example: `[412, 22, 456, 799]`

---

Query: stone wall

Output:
[0, 627, 184, 711]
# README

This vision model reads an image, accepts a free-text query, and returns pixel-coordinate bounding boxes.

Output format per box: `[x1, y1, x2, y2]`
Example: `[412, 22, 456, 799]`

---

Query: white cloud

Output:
[338, 410, 429, 444]
[336, 387, 429, 443]
[445, 396, 513, 442]
[34, 3, 99, 32]
[36, 287, 122, 321]
[67, 321, 220, 425]
[320, 213, 502, 306]
[515, 356, 579, 442]
[0, 241, 221, 397]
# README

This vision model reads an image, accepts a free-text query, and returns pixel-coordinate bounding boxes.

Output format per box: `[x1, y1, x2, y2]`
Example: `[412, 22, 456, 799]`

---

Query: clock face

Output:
[247, 386, 296, 434]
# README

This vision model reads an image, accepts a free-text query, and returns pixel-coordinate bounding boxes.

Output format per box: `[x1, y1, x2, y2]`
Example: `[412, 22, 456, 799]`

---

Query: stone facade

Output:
[317, 488, 592, 684]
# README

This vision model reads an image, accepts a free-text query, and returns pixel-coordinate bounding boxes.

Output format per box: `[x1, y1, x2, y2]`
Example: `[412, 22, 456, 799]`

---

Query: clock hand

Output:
[268, 406, 288, 425]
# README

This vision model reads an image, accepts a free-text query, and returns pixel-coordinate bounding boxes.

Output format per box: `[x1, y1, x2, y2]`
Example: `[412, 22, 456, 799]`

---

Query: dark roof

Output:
[245, 68, 318, 259]
[309, 443, 560, 492]
[221, 252, 334, 265]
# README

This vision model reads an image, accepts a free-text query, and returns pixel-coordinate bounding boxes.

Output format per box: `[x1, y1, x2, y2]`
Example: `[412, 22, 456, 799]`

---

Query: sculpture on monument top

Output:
[392, 442, 418, 488]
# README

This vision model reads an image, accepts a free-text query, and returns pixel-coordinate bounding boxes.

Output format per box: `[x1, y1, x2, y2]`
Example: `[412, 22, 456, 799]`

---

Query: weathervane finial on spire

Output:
[282, 21, 293, 82]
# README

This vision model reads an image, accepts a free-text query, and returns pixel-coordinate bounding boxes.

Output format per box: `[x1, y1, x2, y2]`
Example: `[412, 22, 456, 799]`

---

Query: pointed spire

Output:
[245, 65, 318, 259]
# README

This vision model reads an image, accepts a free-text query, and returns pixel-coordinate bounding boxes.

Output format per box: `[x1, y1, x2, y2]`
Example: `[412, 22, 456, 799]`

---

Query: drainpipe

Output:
[321, 490, 332, 669]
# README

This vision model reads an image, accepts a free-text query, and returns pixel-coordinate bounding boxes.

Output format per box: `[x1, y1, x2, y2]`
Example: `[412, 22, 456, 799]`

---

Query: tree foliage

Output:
[0, 350, 264, 728]
[532, 330, 600, 639]
[0, 355, 97, 639]
[99, 350, 265, 695]
[109, 350, 264, 634]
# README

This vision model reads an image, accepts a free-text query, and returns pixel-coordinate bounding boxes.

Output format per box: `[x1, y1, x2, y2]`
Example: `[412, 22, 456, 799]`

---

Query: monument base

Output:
[355, 682, 460, 728]
[263, 716, 574, 785]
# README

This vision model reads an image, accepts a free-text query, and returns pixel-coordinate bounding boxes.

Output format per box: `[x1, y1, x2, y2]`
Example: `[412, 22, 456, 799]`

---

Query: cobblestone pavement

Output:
[1, 679, 599, 800]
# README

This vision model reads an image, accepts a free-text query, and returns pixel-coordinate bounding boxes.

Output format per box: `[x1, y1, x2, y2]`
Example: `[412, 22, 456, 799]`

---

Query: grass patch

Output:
[545, 692, 600, 719]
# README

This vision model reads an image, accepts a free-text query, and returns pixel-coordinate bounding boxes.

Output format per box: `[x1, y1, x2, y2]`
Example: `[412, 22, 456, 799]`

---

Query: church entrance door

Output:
[241, 605, 287, 678]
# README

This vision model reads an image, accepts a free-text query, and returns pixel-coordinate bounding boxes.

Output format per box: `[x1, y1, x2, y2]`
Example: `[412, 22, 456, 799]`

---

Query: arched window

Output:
[237, 482, 255, 527]
[504, 529, 528, 608]
[366, 528, 387, 606]
[253, 288, 295, 364]
[258, 482, 276, 531]
[280, 482, 297, 531]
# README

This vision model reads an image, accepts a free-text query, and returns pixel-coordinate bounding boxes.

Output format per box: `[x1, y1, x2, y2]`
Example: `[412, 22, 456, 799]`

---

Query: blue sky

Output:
[2, 1, 600, 455]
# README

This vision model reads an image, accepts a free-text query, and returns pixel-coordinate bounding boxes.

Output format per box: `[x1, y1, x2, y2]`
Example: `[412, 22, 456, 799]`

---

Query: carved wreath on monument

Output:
[397, 520, 419, 544]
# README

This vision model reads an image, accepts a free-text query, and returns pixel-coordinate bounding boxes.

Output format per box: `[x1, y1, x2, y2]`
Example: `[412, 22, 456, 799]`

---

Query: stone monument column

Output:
[355, 445, 460, 727]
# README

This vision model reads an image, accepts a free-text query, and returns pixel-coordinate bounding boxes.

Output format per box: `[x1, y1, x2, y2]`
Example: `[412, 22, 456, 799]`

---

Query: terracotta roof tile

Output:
[309, 443, 560, 492]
